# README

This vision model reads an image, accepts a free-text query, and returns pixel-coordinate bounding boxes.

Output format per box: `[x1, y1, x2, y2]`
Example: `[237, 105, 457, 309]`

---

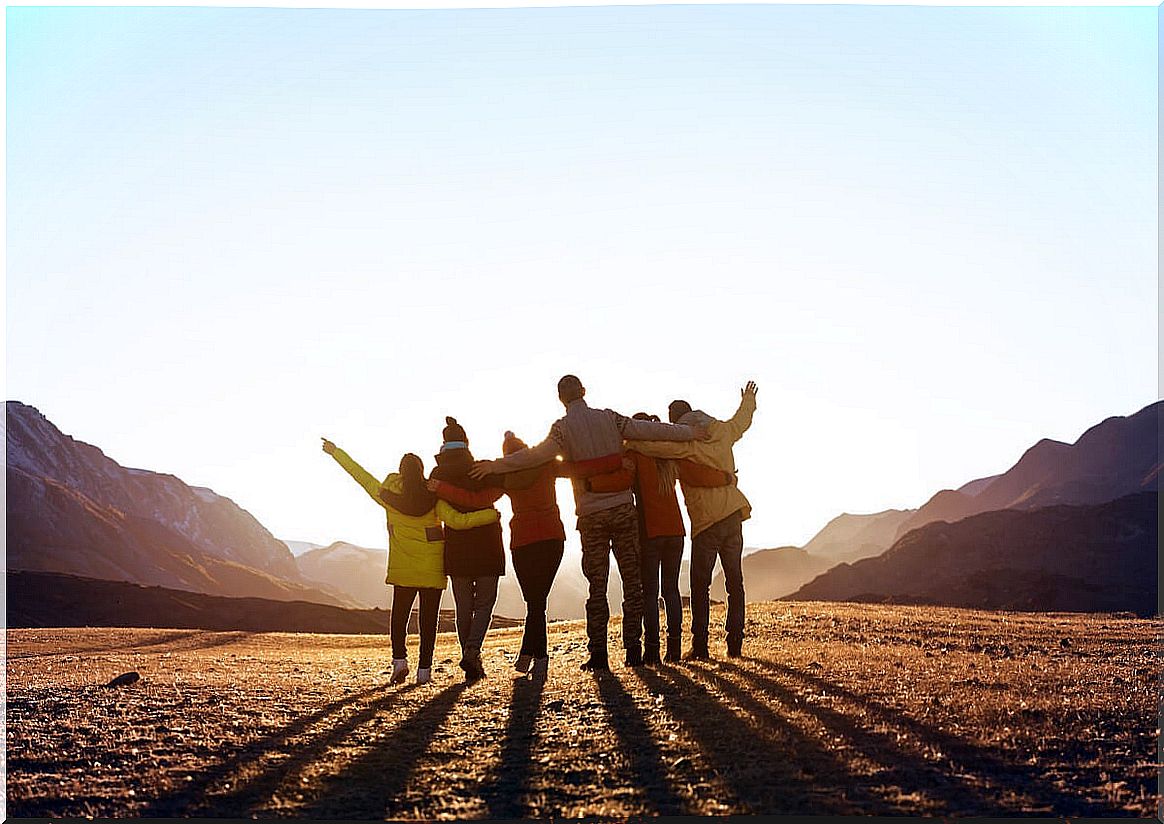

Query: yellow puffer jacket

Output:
[329, 448, 500, 589]
[625, 393, 755, 538]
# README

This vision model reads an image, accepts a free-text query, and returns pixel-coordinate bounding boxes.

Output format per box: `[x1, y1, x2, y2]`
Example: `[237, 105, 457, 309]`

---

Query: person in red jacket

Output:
[431, 431, 567, 678]
[627, 413, 736, 664]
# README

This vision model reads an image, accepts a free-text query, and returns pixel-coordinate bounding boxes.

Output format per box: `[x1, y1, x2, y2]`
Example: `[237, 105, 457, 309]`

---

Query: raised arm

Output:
[724, 381, 758, 442]
[435, 500, 501, 530]
[322, 438, 386, 507]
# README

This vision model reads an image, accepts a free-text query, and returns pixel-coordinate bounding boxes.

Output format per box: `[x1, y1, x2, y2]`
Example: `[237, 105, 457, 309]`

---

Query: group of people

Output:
[321, 375, 757, 685]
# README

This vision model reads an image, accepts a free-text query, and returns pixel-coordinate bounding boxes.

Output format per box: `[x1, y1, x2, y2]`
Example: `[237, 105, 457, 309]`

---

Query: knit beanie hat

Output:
[441, 416, 468, 449]
[502, 430, 527, 456]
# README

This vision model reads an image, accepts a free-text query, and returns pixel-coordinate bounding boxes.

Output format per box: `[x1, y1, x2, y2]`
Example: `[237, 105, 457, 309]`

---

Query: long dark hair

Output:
[379, 452, 437, 516]
[632, 413, 678, 496]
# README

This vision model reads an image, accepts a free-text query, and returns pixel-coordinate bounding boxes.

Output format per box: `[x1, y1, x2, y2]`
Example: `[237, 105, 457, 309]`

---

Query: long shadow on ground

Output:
[631, 663, 878, 815]
[593, 669, 690, 815]
[690, 660, 997, 814]
[141, 683, 399, 816]
[479, 673, 547, 818]
[297, 682, 468, 819]
[734, 658, 1114, 816]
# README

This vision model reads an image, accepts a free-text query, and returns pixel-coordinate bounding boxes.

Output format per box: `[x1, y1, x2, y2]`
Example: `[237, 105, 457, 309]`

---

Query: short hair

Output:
[667, 400, 692, 424]
[557, 374, 585, 403]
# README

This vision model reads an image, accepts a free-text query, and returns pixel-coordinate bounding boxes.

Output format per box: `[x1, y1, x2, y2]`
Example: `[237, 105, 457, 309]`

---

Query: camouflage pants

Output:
[578, 502, 644, 656]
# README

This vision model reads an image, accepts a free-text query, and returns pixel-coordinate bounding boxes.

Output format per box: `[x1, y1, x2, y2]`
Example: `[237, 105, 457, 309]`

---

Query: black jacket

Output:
[429, 448, 505, 577]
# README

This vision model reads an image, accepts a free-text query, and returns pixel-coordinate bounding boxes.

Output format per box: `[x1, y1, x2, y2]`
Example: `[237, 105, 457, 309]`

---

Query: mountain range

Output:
[6, 398, 1158, 626]
[711, 401, 1158, 611]
[788, 492, 1156, 616]
[6, 402, 350, 607]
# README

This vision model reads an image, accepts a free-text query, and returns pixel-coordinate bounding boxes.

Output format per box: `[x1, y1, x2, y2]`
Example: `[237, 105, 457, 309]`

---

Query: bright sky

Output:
[6, 5, 1158, 554]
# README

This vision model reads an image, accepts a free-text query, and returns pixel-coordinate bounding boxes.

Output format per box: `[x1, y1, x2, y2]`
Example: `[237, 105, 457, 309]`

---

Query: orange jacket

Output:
[625, 452, 735, 538]
[433, 463, 566, 550]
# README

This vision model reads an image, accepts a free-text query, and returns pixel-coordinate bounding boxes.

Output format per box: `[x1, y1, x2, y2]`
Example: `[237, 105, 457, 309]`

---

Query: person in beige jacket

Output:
[625, 380, 757, 659]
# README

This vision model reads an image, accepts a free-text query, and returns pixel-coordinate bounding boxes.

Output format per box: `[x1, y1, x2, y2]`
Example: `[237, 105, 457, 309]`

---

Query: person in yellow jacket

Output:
[623, 380, 757, 660]
[321, 438, 500, 685]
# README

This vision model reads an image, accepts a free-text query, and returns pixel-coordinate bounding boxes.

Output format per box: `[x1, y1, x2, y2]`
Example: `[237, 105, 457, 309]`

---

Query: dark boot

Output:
[643, 645, 662, 666]
[581, 654, 609, 672]
[625, 646, 644, 668]
[665, 636, 681, 663]
[686, 640, 710, 661]
[727, 635, 743, 658]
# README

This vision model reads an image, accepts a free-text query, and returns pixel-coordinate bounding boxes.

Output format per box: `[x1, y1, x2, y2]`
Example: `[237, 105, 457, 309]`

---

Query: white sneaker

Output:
[390, 658, 409, 685]
[415, 668, 432, 685]
[514, 654, 533, 673]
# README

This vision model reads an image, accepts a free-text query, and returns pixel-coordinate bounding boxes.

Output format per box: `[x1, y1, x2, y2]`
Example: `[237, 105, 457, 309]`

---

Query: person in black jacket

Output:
[428, 417, 505, 682]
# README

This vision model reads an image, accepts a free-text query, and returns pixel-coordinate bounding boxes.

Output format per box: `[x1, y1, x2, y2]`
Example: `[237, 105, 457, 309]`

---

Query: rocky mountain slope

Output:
[6, 401, 344, 606]
[891, 401, 1159, 541]
[787, 492, 1157, 616]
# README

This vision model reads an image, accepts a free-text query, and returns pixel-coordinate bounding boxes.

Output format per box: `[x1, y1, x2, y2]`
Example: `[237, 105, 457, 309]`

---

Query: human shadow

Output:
[592, 669, 690, 815]
[297, 682, 468, 819]
[735, 658, 1113, 816]
[692, 659, 999, 814]
[479, 673, 547, 818]
[631, 663, 882, 815]
[141, 682, 399, 816]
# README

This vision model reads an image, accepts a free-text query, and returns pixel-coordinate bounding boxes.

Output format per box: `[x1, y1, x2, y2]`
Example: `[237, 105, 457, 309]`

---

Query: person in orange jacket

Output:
[626, 414, 736, 664]
[628, 381, 758, 659]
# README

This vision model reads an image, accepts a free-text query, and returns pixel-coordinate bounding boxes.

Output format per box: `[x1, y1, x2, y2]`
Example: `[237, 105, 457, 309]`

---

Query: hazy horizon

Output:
[7, 5, 1158, 552]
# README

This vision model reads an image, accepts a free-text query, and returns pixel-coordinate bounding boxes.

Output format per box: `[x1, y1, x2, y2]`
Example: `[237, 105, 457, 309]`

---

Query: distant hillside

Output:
[5, 402, 351, 607]
[297, 542, 390, 609]
[802, 509, 915, 564]
[787, 493, 1157, 616]
[284, 540, 325, 557]
[893, 401, 1160, 541]
[710, 546, 833, 603]
[7, 570, 524, 634]
[7, 466, 351, 606]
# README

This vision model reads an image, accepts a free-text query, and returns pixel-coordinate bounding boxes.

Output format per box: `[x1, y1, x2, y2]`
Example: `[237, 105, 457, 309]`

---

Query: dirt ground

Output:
[6, 601, 1160, 818]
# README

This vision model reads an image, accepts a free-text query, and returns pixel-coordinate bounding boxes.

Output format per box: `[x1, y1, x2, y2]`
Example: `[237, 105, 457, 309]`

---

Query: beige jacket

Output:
[627, 393, 755, 537]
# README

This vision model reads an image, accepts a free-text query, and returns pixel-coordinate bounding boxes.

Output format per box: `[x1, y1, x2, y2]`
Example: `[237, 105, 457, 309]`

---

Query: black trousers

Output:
[511, 539, 564, 658]
[639, 534, 684, 651]
[390, 585, 443, 668]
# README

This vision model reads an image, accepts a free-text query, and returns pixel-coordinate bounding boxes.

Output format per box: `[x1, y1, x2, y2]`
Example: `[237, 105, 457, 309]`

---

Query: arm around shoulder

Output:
[436, 499, 500, 529]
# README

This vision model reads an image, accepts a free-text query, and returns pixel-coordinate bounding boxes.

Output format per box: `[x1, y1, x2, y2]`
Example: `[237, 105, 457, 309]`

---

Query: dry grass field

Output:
[7, 601, 1160, 818]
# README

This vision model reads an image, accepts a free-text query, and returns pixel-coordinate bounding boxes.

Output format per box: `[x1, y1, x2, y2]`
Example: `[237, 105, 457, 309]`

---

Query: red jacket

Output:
[433, 462, 566, 550]
[627, 452, 735, 539]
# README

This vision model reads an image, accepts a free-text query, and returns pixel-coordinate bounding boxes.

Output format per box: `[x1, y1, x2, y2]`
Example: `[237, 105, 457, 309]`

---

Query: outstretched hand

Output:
[691, 424, 711, 442]
[742, 380, 758, 400]
[468, 460, 495, 480]
[321, 437, 337, 455]
[426, 478, 440, 492]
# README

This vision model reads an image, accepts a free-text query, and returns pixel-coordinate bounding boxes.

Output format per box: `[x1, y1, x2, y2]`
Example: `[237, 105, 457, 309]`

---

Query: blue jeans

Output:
[639, 535, 684, 652]
[689, 510, 745, 649]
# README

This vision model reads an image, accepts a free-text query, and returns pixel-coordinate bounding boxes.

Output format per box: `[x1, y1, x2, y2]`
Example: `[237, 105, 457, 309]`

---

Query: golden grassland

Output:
[7, 601, 1160, 817]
